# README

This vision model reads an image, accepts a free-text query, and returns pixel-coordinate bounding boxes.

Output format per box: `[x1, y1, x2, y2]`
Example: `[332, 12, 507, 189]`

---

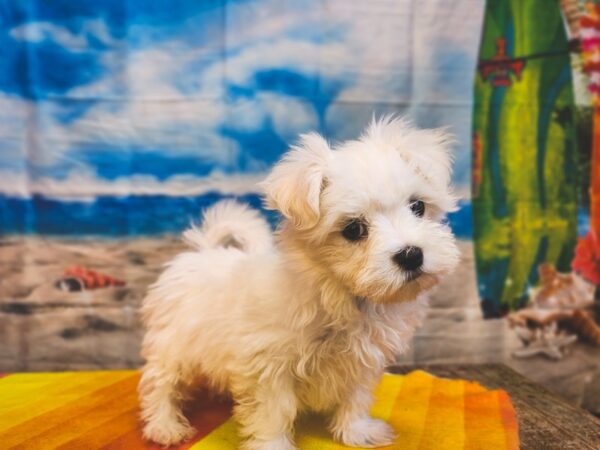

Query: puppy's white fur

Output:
[139, 117, 460, 449]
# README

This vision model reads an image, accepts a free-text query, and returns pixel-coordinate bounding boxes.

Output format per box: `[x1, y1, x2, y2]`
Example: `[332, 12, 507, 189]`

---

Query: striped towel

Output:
[0, 370, 519, 449]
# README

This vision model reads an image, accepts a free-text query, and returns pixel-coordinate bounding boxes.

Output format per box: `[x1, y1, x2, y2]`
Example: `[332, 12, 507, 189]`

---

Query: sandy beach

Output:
[1, 237, 599, 414]
[0, 235, 187, 307]
[0, 235, 187, 372]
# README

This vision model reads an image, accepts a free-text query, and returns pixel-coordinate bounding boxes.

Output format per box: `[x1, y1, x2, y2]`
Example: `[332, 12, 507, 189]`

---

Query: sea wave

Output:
[0, 191, 474, 238]
[0, 192, 274, 236]
[0, 171, 266, 201]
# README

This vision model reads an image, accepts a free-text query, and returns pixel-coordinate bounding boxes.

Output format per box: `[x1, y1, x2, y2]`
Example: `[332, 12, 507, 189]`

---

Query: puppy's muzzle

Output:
[393, 246, 423, 272]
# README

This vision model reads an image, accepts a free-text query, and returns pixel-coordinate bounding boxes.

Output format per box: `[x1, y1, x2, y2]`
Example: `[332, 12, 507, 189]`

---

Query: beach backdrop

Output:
[1, 0, 599, 415]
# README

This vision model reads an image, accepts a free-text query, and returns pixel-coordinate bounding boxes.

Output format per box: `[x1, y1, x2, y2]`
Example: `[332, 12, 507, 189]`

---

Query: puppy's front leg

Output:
[233, 370, 298, 450]
[329, 384, 396, 448]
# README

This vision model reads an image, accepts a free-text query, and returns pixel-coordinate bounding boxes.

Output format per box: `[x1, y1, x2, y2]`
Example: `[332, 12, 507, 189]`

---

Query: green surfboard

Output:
[472, 0, 579, 318]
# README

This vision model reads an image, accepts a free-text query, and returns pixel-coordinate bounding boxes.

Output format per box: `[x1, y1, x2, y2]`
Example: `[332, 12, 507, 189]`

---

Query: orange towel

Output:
[0, 370, 519, 450]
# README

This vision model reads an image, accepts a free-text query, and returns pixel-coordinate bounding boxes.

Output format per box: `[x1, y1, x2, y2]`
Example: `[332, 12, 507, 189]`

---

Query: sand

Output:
[0, 235, 186, 307]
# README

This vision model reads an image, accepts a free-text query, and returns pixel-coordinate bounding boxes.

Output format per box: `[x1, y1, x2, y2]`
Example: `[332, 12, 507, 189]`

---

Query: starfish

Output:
[512, 327, 578, 360]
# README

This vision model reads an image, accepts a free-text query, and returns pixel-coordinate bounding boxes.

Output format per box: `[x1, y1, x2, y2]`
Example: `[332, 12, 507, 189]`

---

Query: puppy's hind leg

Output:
[329, 384, 396, 448]
[232, 370, 299, 450]
[138, 363, 196, 446]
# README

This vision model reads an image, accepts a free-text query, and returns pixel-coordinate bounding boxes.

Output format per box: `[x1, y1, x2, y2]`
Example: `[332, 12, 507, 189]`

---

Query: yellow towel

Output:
[0, 370, 519, 449]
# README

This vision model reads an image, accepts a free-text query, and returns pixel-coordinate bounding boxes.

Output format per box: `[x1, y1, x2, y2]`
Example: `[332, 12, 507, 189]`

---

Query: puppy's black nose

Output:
[393, 246, 423, 271]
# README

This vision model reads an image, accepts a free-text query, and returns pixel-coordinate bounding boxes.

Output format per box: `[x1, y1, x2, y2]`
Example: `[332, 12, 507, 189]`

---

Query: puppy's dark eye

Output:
[410, 200, 425, 217]
[342, 219, 368, 241]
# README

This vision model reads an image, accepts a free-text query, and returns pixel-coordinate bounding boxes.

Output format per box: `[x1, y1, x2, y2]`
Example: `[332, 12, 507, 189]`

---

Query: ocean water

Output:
[0, 193, 475, 238]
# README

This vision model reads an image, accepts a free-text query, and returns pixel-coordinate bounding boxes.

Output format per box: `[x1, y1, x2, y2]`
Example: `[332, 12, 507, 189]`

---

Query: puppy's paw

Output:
[334, 417, 396, 448]
[241, 434, 298, 450]
[143, 418, 196, 447]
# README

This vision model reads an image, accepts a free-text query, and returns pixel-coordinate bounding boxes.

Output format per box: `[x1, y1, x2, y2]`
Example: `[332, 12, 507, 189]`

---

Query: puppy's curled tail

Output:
[182, 200, 274, 253]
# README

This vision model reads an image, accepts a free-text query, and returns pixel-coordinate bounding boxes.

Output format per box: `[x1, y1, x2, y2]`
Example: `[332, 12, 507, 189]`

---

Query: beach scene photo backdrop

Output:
[1, 0, 599, 414]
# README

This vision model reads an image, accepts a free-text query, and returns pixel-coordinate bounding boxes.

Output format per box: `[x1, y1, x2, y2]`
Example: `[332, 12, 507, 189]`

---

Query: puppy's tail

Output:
[183, 200, 274, 253]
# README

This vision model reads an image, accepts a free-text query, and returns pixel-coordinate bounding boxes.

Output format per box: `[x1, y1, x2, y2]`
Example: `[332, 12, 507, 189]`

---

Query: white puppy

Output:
[139, 117, 460, 450]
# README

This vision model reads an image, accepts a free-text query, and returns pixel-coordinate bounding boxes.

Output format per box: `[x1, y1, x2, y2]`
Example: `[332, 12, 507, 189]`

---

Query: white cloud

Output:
[0, 94, 36, 166]
[18, 21, 342, 169]
[1, 0, 485, 197]
[11, 22, 88, 47]
[10, 19, 114, 49]
[261, 93, 320, 139]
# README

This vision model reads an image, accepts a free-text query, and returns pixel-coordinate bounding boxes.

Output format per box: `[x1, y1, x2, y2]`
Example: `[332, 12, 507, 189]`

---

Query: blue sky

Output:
[0, 0, 484, 200]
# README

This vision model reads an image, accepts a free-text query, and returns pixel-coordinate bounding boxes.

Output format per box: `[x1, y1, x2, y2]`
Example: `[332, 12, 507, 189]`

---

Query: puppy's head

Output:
[262, 116, 460, 304]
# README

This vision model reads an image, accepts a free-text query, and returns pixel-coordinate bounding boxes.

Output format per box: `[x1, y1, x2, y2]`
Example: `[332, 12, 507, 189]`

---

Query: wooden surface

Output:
[389, 364, 600, 450]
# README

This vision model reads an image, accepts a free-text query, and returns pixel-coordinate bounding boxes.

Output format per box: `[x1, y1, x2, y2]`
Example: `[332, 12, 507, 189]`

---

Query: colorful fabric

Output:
[0, 370, 519, 450]
[575, 2, 600, 284]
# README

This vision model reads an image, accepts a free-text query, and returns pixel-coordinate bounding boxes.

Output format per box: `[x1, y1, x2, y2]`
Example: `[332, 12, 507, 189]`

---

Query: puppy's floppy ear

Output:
[261, 133, 330, 230]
